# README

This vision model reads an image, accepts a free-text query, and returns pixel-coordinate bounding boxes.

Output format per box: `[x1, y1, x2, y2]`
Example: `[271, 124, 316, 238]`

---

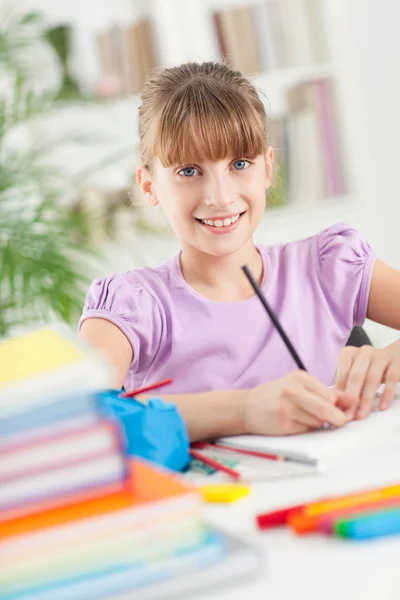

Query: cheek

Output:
[157, 189, 197, 226]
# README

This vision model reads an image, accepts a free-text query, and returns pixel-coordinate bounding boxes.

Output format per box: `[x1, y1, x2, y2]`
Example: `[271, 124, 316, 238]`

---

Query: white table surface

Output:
[201, 428, 400, 600]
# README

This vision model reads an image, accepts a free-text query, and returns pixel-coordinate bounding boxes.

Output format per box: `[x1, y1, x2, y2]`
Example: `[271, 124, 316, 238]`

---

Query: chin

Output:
[197, 235, 253, 258]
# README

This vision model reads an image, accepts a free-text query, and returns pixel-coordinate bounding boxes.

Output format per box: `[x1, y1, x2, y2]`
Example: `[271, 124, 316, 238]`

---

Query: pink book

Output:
[314, 79, 345, 197]
[0, 420, 123, 483]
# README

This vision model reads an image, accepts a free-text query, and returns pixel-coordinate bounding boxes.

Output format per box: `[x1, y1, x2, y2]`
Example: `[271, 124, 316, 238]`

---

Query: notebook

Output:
[0, 326, 112, 418]
[218, 388, 400, 471]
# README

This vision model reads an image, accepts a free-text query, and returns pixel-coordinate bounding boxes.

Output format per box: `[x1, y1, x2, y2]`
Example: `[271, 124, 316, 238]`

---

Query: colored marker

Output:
[334, 507, 400, 540]
[288, 496, 400, 535]
[256, 482, 400, 530]
[304, 483, 400, 517]
[200, 484, 250, 503]
[256, 504, 306, 529]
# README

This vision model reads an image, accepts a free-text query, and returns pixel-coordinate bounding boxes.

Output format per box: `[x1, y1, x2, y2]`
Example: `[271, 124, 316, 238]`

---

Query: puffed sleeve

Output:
[78, 272, 163, 373]
[317, 223, 377, 328]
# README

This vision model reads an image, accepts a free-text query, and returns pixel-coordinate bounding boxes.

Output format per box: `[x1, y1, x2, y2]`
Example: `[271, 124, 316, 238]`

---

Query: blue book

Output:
[0, 393, 99, 439]
[2, 528, 260, 600]
[0, 393, 100, 448]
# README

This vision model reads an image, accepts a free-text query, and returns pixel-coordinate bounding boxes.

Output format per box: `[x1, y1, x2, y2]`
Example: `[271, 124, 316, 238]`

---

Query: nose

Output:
[204, 175, 235, 210]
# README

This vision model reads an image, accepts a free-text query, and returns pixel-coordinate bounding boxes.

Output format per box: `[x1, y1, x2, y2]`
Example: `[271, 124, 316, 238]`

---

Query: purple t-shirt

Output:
[79, 224, 376, 393]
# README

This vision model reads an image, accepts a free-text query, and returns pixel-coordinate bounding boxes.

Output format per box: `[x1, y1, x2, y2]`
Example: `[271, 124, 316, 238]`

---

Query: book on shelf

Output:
[266, 117, 289, 208]
[95, 19, 156, 97]
[285, 78, 346, 204]
[213, 0, 329, 74]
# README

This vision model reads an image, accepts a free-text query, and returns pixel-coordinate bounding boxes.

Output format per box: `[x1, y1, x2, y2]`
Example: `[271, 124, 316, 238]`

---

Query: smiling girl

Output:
[79, 62, 400, 442]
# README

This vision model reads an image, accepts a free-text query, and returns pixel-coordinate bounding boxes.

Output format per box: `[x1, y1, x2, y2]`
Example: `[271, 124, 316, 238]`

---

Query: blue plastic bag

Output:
[95, 390, 190, 472]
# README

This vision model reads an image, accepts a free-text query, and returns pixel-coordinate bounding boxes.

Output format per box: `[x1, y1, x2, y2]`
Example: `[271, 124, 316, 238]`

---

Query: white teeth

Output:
[201, 214, 242, 227]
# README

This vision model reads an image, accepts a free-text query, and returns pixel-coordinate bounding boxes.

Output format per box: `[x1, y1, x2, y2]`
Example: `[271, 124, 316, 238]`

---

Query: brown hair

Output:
[138, 61, 268, 172]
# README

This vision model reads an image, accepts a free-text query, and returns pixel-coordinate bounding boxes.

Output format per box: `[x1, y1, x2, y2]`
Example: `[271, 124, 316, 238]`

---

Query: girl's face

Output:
[137, 149, 273, 258]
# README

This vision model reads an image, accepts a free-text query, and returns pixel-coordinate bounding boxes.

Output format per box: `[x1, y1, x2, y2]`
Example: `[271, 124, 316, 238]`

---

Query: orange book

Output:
[0, 459, 198, 541]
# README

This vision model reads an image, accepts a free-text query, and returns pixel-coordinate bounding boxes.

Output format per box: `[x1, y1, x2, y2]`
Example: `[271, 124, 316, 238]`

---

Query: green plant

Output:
[0, 9, 100, 337]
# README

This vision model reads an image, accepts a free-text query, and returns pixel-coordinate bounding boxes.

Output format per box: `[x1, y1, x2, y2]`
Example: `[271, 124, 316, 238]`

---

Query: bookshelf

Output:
[12, 0, 400, 346]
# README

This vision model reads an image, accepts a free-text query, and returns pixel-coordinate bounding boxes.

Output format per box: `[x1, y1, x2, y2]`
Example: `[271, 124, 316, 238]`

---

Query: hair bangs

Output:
[154, 81, 267, 167]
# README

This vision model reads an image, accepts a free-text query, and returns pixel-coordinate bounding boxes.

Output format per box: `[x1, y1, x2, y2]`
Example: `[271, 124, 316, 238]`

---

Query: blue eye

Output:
[233, 159, 250, 170]
[178, 167, 199, 177]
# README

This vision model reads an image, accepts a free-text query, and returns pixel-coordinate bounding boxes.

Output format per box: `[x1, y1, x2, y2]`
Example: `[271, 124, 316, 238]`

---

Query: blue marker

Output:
[335, 507, 400, 540]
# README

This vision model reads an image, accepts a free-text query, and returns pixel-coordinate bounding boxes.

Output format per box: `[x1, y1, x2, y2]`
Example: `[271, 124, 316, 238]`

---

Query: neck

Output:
[180, 238, 263, 301]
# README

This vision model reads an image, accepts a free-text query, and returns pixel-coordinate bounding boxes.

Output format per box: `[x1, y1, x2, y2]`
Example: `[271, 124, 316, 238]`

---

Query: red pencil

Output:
[189, 448, 242, 481]
[120, 378, 173, 399]
[192, 441, 283, 462]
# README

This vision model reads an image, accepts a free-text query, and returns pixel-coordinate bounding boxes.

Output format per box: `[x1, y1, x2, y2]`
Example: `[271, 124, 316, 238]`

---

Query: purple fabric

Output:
[79, 224, 376, 393]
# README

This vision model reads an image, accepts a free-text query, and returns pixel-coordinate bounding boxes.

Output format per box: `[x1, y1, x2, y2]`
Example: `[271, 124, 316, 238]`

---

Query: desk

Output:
[201, 429, 400, 600]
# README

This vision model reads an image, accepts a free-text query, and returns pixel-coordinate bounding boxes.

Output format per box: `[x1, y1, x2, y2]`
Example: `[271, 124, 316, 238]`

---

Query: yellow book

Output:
[0, 326, 112, 417]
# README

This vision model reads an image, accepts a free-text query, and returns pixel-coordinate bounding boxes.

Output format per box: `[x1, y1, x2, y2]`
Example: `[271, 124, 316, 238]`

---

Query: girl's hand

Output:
[244, 371, 357, 436]
[335, 346, 400, 419]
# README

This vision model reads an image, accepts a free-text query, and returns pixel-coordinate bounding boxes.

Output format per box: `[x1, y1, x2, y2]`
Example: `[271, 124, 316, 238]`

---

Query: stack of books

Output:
[0, 326, 260, 599]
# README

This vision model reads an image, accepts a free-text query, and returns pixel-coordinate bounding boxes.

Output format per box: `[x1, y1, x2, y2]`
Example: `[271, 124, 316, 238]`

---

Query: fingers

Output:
[282, 385, 349, 428]
[335, 347, 357, 391]
[355, 356, 388, 419]
[379, 360, 400, 410]
[282, 421, 313, 435]
[292, 370, 337, 404]
[292, 370, 358, 412]
[290, 405, 324, 429]
[343, 346, 374, 399]
[334, 390, 359, 417]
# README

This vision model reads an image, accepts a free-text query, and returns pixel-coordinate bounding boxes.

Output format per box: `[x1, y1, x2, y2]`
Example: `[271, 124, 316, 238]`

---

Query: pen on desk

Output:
[242, 264, 307, 371]
[193, 441, 283, 462]
[120, 378, 173, 399]
[189, 448, 242, 481]
[209, 440, 318, 467]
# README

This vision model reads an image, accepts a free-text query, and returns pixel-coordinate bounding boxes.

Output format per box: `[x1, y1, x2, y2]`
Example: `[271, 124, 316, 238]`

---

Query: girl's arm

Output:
[80, 318, 132, 388]
[336, 259, 400, 417]
[80, 318, 353, 442]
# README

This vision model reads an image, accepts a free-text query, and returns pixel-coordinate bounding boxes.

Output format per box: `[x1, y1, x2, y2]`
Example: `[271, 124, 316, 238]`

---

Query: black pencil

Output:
[242, 264, 307, 371]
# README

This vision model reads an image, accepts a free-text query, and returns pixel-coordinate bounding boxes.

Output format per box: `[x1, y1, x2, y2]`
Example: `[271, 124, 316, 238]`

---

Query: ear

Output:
[136, 166, 158, 207]
[264, 146, 274, 190]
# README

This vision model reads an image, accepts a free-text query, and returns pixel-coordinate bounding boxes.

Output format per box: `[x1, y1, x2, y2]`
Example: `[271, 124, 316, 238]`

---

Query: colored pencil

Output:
[120, 378, 173, 398]
[242, 264, 307, 371]
[189, 448, 242, 481]
[208, 439, 318, 467]
[192, 441, 283, 462]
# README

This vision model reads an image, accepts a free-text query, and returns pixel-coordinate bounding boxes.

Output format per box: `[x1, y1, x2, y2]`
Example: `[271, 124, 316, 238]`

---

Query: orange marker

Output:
[288, 495, 400, 535]
[303, 483, 400, 517]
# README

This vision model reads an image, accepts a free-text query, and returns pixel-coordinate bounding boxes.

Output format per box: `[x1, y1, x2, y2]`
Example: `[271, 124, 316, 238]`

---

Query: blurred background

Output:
[1, 0, 399, 346]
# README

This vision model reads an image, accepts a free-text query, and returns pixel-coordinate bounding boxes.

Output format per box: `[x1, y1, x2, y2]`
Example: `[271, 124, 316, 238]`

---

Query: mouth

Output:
[195, 211, 246, 234]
